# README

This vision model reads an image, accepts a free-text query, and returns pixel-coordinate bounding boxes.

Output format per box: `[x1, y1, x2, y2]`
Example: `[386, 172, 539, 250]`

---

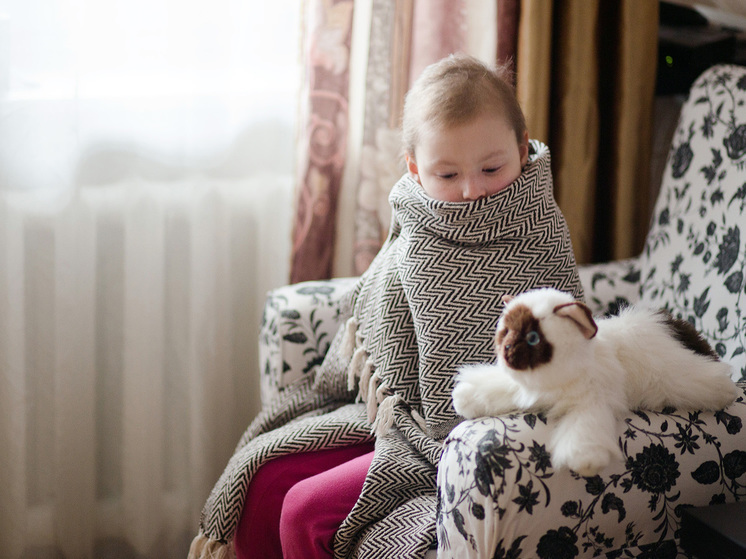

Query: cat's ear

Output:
[501, 294, 515, 305]
[553, 302, 598, 339]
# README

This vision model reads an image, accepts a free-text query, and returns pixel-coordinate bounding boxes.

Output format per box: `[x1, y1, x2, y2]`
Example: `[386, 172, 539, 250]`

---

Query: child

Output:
[190, 54, 583, 559]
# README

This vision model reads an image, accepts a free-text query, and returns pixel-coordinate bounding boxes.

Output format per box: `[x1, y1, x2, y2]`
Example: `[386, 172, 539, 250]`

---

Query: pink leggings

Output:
[234, 443, 375, 559]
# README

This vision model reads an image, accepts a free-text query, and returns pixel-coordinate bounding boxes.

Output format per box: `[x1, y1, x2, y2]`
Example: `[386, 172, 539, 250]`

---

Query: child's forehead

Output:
[423, 95, 506, 123]
[418, 113, 516, 145]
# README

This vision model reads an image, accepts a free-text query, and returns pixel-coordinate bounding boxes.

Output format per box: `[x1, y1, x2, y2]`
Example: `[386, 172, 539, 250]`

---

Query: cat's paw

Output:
[452, 364, 518, 419]
[565, 448, 615, 478]
[452, 376, 489, 419]
[551, 436, 622, 477]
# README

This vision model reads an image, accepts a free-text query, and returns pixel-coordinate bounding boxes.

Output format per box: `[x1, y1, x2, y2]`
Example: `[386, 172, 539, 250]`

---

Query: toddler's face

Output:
[407, 114, 529, 202]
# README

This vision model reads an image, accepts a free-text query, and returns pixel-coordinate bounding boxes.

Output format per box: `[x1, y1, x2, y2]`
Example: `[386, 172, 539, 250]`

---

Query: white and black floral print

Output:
[438, 391, 746, 558]
[259, 277, 357, 404]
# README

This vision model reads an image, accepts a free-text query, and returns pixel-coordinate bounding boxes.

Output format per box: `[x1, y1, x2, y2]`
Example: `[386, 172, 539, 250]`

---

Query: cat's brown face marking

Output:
[496, 303, 553, 371]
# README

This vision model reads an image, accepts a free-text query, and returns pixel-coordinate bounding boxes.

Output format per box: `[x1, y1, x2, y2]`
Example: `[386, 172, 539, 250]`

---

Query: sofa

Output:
[257, 64, 746, 557]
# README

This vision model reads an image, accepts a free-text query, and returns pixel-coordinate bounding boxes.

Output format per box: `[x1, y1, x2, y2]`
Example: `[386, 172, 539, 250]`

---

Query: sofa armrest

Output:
[578, 257, 642, 316]
[259, 277, 359, 407]
[437, 384, 746, 558]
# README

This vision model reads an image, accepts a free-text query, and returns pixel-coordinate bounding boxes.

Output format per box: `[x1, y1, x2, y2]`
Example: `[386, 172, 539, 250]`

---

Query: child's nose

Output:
[462, 176, 487, 200]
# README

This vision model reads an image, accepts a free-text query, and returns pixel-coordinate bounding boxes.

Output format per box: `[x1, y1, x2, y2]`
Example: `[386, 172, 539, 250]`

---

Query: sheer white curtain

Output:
[0, 1, 300, 558]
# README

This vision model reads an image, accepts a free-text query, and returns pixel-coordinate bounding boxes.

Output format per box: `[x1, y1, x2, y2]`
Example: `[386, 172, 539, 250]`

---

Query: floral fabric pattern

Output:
[577, 258, 642, 316]
[437, 391, 746, 558]
[437, 65, 746, 558]
[259, 277, 357, 405]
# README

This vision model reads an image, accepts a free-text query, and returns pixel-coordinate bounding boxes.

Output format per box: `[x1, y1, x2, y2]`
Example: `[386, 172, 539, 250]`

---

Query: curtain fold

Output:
[608, 1, 660, 259]
[516, 0, 553, 143]
[290, 0, 355, 283]
[550, 0, 601, 265]
[496, 0, 520, 74]
[517, 0, 659, 264]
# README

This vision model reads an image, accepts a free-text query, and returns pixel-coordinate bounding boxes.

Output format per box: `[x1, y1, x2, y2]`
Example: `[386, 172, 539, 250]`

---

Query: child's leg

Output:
[279, 448, 376, 559]
[234, 443, 375, 559]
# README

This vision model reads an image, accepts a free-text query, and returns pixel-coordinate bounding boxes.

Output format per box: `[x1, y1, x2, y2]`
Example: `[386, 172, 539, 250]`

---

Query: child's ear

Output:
[519, 131, 530, 167]
[405, 154, 420, 182]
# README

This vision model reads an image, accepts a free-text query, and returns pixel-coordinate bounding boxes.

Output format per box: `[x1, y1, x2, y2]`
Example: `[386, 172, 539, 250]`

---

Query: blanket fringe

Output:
[340, 316, 358, 359]
[371, 393, 402, 436]
[366, 372, 381, 424]
[375, 380, 389, 403]
[347, 345, 368, 391]
[188, 533, 235, 559]
[358, 357, 375, 403]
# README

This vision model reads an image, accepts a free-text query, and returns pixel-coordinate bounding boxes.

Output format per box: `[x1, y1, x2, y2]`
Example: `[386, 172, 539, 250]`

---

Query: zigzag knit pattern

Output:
[193, 141, 583, 558]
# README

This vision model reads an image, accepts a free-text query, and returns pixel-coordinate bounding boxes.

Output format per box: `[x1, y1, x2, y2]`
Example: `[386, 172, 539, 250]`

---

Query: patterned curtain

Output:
[290, 0, 355, 283]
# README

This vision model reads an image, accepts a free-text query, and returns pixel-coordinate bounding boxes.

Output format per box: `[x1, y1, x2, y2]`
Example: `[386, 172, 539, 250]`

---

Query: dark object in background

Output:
[660, 1, 709, 26]
[657, 2, 738, 95]
[680, 502, 746, 559]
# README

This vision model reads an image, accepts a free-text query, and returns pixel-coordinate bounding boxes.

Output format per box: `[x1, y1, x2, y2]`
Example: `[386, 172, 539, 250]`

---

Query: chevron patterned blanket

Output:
[189, 140, 583, 559]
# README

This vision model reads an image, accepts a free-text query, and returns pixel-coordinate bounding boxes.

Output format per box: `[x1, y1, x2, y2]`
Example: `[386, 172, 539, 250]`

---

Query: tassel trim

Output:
[375, 381, 389, 403]
[358, 358, 375, 403]
[351, 354, 405, 438]
[371, 393, 402, 437]
[366, 372, 381, 424]
[188, 533, 235, 559]
[340, 316, 358, 360]
[347, 345, 368, 391]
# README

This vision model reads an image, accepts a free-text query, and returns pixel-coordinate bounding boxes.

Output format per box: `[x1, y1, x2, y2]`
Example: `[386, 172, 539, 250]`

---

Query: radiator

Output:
[0, 175, 292, 558]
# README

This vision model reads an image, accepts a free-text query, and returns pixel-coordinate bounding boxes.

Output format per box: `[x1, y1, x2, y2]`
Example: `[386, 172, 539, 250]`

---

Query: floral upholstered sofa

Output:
[257, 65, 746, 558]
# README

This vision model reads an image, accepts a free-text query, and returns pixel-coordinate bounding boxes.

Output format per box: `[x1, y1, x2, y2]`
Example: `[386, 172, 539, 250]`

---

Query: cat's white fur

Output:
[452, 288, 739, 477]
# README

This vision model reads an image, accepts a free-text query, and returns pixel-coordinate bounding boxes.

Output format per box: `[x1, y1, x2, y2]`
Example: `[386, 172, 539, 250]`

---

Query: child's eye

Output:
[483, 167, 500, 174]
[437, 173, 457, 180]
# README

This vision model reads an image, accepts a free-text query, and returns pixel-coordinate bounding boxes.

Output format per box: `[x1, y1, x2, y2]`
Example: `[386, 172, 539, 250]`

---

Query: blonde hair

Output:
[401, 54, 527, 156]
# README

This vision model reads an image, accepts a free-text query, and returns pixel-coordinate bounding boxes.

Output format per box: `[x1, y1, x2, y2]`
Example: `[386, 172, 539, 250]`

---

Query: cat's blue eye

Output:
[526, 331, 540, 346]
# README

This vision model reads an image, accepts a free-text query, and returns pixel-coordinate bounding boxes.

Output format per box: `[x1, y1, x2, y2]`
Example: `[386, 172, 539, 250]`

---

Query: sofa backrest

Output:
[639, 64, 746, 380]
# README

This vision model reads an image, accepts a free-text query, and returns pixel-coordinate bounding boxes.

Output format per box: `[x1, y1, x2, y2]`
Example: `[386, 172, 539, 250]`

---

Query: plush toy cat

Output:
[452, 288, 739, 477]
